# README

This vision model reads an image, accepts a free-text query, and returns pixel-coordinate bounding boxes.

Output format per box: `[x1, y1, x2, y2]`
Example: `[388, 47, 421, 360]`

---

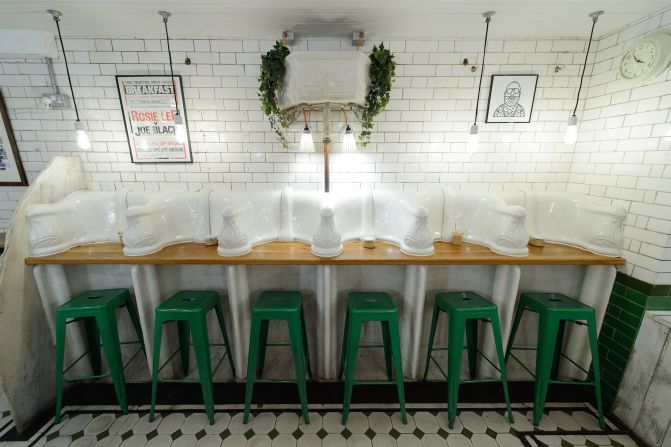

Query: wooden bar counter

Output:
[27, 240, 624, 382]
[25, 241, 625, 266]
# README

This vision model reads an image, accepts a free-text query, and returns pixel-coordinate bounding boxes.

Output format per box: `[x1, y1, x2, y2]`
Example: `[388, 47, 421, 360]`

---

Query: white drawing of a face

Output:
[504, 81, 521, 106]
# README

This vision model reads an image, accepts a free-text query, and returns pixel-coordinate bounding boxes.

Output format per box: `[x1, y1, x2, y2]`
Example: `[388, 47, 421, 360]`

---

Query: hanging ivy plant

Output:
[258, 41, 291, 148]
[359, 43, 396, 147]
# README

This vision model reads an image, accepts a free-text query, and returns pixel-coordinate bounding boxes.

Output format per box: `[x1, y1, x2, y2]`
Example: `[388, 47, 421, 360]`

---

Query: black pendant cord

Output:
[474, 17, 491, 125]
[163, 18, 180, 113]
[573, 17, 597, 117]
[53, 18, 80, 121]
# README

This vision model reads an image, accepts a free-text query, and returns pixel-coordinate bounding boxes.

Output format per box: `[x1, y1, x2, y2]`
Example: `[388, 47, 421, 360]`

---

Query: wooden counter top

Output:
[25, 241, 625, 266]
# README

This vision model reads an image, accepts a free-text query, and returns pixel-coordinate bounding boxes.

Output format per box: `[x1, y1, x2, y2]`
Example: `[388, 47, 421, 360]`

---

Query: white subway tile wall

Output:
[568, 9, 671, 284]
[0, 7, 669, 283]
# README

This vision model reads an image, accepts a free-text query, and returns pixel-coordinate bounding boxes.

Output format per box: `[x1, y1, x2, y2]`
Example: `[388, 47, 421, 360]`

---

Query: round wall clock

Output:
[620, 33, 671, 84]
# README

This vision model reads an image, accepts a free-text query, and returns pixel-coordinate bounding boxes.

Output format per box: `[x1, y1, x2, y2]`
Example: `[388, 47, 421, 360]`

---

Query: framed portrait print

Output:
[0, 90, 28, 186]
[116, 75, 192, 163]
[486, 74, 538, 123]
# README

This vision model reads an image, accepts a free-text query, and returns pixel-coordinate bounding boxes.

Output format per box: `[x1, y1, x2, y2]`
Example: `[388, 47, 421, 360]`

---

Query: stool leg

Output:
[243, 315, 262, 423]
[97, 310, 128, 415]
[342, 317, 362, 425]
[256, 320, 269, 377]
[490, 314, 514, 423]
[422, 303, 440, 381]
[177, 321, 191, 375]
[54, 313, 67, 423]
[288, 314, 310, 424]
[300, 308, 312, 379]
[388, 317, 407, 425]
[550, 320, 565, 380]
[83, 317, 102, 376]
[191, 314, 215, 425]
[338, 310, 350, 380]
[505, 303, 525, 363]
[214, 302, 236, 377]
[533, 315, 560, 427]
[446, 314, 465, 429]
[150, 316, 164, 422]
[465, 319, 478, 380]
[124, 297, 146, 357]
[587, 314, 605, 429]
[381, 321, 393, 380]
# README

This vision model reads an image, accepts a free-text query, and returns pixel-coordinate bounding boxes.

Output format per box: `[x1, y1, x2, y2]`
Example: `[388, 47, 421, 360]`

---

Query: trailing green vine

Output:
[359, 43, 396, 147]
[258, 41, 291, 148]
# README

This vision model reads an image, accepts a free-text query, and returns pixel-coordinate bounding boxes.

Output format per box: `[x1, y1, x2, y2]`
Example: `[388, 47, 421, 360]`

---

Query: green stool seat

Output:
[422, 291, 513, 429]
[505, 292, 604, 428]
[338, 292, 407, 425]
[244, 291, 312, 424]
[150, 290, 236, 424]
[55, 288, 145, 423]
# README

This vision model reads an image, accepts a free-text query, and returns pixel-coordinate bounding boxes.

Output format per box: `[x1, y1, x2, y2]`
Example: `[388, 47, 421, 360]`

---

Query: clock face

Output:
[621, 41, 656, 79]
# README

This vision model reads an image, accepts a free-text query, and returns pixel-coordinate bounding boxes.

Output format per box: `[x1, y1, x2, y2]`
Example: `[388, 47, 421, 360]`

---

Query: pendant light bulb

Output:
[74, 120, 91, 150]
[467, 124, 479, 153]
[174, 111, 187, 144]
[564, 115, 578, 145]
[300, 126, 314, 152]
[342, 125, 357, 152]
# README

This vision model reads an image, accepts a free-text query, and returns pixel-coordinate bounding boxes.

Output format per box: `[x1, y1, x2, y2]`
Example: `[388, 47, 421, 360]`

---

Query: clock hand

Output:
[633, 54, 643, 63]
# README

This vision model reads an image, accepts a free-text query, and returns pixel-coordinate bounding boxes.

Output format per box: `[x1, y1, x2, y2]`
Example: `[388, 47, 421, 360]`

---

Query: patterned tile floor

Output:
[0, 402, 641, 447]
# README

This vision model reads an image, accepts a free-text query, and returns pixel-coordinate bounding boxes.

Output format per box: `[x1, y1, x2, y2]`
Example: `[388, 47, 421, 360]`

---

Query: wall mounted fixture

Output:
[299, 110, 314, 152]
[352, 32, 365, 48]
[565, 10, 603, 145]
[468, 10, 495, 153]
[282, 31, 295, 46]
[47, 9, 91, 150]
[342, 109, 356, 152]
[158, 11, 186, 144]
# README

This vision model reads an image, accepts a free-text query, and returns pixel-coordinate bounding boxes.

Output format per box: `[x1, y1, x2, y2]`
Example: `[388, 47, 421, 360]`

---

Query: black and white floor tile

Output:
[0, 402, 641, 447]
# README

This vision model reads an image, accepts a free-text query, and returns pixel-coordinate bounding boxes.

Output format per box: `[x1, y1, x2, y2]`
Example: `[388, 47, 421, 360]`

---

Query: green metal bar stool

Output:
[505, 292, 605, 428]
[422, 291, 514, 429]
[338, 291, 407, 425]
[244, 290, 312, 424]
[150, 290, 236, 424]
[54, 288, 145, 423]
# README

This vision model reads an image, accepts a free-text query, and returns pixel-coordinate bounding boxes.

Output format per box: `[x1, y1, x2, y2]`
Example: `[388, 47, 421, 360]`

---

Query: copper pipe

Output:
[323, 137, 330, 192]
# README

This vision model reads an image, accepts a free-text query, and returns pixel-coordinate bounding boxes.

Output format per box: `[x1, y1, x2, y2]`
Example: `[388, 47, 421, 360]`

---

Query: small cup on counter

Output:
[451, 231, 464, 246]
[362, 236, 376, 249]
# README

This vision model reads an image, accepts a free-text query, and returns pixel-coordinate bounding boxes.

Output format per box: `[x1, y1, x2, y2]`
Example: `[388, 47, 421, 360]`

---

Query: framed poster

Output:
[116, 75, 192, 163]
[485, 74, 538, 123]
[0, 90, 28, 186]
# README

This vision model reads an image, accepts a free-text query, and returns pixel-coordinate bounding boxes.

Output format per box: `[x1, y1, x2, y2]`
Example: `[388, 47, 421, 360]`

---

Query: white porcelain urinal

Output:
[372, 190, 444, 246]
[122, 191, 211, 256]
[210, 190, 283, 256]
[26, 190, 128, 256]
[450, 190, 529, 256]
[508, 191, 626, 256]
[290, 189, 370, 245]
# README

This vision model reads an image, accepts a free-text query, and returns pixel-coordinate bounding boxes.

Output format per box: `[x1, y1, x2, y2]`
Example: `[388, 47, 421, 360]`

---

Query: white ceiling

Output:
[0, 0, 667, 41]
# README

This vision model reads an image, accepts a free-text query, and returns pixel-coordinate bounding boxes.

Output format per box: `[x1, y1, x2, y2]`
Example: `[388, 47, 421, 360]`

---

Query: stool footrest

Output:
[253, 379, 302, 384]
[508, 346, 591, 376]
[155, 343, 230, 380]
[63, 340, 144, 381]
[549, 379, 595, 386]
[429, 347, 503, 381]
[352, 380, 399, 385]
